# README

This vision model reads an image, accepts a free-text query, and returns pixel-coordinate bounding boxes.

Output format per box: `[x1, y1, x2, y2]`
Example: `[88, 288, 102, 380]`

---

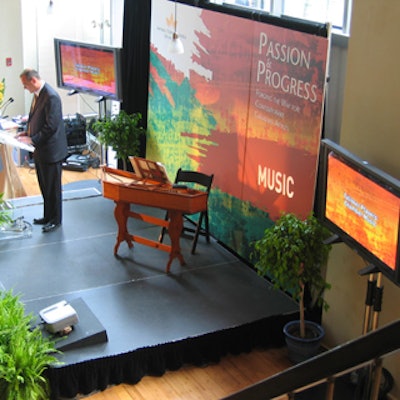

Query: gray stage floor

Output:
[0, 182, 297, 396]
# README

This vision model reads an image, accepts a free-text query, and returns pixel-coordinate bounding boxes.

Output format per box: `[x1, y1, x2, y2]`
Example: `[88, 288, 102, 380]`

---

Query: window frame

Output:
[213, 0, 352, 35]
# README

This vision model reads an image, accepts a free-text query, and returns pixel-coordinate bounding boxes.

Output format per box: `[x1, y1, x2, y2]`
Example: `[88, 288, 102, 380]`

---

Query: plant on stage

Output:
[252, 212, 332, 339]
[93, 110, 146, 170]
[0, 193, 13, 227]
[0, 290, 60, 400]
[0, 78, 5, 107]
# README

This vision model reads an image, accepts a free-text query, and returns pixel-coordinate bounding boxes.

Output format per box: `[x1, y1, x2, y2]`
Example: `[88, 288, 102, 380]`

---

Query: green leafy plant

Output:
[0, 290, 60, 400]
[93, 110, 146, 170]
[0, 78, 5, 107]
[0, 193, 13, 227]
[252, 212, 332, 338]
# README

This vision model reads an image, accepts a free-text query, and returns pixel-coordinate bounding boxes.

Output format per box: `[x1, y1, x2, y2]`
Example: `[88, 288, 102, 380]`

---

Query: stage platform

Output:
[0, 180, 298, 399]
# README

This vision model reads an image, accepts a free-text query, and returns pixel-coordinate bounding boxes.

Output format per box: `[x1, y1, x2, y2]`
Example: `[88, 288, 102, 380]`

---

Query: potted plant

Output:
[252, 212, 332, 363]
[0, 193, 12, 228]
[93, 110, 146, 170]
[0, 289, 60, 399]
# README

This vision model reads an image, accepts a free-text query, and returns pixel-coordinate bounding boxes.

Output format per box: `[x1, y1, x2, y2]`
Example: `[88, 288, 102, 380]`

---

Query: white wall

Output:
[0, 0, 24, 118]
[0, 0, 123, 118]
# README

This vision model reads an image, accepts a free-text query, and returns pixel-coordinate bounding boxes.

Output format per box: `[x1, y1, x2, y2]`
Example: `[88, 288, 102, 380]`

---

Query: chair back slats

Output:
[175, 168, 214, 191]
[159, 167, 214, 254]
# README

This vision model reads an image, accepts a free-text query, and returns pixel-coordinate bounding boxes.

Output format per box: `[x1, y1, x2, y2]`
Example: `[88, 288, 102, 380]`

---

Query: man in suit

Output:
[18, 68, 68, 233]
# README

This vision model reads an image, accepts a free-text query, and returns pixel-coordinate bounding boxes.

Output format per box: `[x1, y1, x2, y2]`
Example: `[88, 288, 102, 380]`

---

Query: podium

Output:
[0, 128, 30, 199]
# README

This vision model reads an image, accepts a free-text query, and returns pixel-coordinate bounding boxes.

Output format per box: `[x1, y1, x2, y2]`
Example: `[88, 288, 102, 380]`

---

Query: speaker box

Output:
[64, 113, 87, 147]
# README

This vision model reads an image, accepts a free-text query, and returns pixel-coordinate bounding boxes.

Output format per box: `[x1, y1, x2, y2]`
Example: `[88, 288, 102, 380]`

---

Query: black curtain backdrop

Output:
[47, 314, 293, 399]
[121, 0, 151, 158]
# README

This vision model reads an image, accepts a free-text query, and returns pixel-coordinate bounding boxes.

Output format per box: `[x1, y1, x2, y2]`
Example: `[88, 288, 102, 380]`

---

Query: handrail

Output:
[223, 319, 400, 400]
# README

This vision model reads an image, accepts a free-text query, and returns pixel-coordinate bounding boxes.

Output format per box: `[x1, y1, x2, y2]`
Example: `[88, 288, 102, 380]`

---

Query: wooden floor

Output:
[16, 163, 103, 197]
[77, 348, 291, 400]
[16, 164, 292, 400]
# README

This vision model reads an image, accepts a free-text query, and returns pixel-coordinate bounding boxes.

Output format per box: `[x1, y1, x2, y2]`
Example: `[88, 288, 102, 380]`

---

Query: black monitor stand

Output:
[96, 96, 108, 165]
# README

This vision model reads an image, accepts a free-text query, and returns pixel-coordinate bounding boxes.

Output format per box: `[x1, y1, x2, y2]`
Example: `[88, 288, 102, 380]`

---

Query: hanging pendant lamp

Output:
[169, 0, 184, 54]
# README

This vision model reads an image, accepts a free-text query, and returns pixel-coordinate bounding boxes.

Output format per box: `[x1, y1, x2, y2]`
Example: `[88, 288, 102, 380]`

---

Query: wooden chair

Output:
[159, 168, 214, 254]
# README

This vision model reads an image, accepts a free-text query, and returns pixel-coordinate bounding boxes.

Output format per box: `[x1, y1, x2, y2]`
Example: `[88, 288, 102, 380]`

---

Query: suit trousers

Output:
[35, 159, 63, 224]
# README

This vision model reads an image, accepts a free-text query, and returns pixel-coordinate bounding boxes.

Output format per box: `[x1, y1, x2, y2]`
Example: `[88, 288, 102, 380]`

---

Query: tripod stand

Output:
[355, 264, 394, 400]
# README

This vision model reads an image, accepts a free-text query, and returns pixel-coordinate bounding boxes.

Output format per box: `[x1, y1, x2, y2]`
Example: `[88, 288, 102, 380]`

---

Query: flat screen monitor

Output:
[317, 139, 400, 285]
[54, 38, 123, 101]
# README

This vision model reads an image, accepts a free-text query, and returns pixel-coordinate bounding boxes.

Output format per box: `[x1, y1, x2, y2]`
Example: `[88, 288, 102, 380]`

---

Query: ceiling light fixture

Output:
[168, 0, 184, 54]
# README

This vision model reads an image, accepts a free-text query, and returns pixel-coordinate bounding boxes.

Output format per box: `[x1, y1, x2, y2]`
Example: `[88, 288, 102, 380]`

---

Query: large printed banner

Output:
[244, 25, 328, 220]
[148, 0, 329, 259]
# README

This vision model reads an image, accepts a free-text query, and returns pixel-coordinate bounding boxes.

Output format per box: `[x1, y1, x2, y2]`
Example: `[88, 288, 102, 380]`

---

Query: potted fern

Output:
[93, 110, 146, 170]
[0, 290, 60, 399]
[252, 212, 332, 363]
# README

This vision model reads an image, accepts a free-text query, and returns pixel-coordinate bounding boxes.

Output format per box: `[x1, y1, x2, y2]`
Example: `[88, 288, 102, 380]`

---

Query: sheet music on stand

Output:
[128, 156, 171, 184]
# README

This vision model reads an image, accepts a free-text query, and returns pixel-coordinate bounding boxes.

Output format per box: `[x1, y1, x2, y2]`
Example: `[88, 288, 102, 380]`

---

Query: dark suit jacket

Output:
[29, 83, 68, 163]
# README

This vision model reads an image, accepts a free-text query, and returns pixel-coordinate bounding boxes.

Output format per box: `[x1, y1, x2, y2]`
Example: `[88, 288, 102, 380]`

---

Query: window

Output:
[281, 0, 351, 33]
[216, 0, 352, 34]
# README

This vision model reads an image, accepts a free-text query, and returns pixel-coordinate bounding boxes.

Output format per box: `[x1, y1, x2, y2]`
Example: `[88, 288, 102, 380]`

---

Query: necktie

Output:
[28, 95, 38, 136]
[30, 94, 38, 113]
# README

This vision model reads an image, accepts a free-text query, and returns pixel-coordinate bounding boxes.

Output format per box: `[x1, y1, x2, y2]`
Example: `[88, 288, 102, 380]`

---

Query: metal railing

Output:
[223, 319, 400, 400]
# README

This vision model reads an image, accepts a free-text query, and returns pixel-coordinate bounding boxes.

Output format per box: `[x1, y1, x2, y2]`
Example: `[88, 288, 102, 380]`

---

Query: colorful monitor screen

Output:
[317, 139, 400, 284]
[54, 38, 123, 101]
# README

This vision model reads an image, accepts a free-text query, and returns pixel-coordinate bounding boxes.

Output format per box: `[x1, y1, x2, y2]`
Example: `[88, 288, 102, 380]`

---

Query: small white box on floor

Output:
[39, 300, 79, 333]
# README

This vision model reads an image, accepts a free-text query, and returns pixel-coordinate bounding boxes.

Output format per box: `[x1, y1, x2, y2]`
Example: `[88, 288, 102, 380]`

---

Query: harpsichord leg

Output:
[166, 210, 185, 272]
[113, 201, 133, 255]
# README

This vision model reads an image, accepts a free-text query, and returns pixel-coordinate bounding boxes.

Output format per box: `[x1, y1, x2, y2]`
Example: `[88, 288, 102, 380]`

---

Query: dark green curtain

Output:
[121, 0, 151, 158]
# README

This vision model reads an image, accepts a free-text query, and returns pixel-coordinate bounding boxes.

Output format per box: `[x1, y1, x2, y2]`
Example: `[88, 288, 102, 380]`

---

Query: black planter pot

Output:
[283, 320, 325, 363]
